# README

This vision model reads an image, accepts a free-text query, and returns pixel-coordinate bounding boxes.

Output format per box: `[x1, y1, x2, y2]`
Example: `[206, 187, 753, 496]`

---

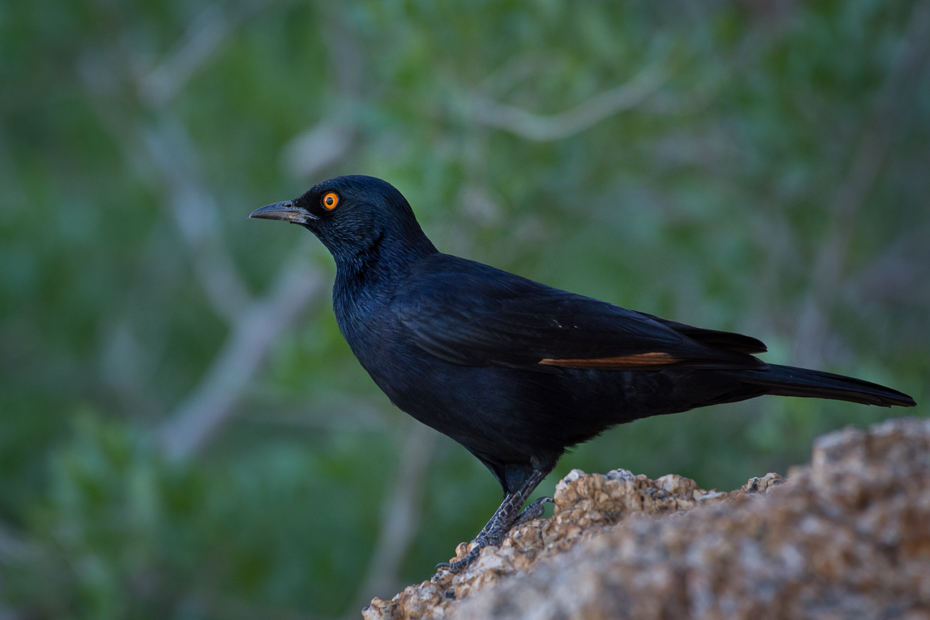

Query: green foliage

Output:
[5, 414, 392, 618]
[1, 0, 928, 617]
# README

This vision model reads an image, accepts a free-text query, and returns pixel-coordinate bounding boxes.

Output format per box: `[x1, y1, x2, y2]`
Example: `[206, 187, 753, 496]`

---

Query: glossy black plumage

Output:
[251, 175, 915, 570]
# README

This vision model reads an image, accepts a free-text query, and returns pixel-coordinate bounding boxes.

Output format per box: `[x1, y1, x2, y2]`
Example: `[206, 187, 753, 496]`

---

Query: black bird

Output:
[251, 175, 915, 571]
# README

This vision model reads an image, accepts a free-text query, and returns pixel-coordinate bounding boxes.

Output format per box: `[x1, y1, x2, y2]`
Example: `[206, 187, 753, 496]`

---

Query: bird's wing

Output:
[394, 255, 765, 371]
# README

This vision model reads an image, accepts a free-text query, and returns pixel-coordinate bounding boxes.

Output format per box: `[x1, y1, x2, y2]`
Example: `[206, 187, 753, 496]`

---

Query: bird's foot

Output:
[435, 518, 509, 572]
[435, 542, 482, 572]
[436, 495, 553, 573]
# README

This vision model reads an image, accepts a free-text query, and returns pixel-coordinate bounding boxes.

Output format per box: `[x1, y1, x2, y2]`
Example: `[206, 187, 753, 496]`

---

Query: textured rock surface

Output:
[363, 417, 930, 620]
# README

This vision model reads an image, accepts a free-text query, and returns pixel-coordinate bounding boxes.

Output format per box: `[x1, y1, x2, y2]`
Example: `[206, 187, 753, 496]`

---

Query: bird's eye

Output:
[322, 192, 339, 211]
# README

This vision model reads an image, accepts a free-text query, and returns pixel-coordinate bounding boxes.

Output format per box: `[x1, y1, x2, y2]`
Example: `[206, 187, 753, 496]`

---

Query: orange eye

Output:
[322, 192, 339, 210]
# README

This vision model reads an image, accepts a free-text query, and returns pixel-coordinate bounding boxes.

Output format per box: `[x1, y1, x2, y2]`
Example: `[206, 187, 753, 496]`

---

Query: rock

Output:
[362, 417, 930, 620]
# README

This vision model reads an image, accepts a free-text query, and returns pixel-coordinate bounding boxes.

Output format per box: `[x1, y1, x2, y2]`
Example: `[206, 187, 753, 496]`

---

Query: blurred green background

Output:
[1, 0, 928, 617]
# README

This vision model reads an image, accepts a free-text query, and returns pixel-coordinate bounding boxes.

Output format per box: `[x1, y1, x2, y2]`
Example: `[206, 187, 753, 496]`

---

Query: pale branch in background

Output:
[138, 0, 276, 107]
[143, 117, 254, 323]
[151, 10, 368, 457]
[157, 257, 326, 460]
[0, 522, 30, 564]
[471, 58, 670, 141]
[284, 121, 354, 181]
[77, 0, 339, 460]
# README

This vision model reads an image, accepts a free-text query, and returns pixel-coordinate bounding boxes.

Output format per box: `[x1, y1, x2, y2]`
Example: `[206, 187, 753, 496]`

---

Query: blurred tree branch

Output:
[143, 116, 254, 323]
[76, 0, 343, 459]
[157, 257, 326, 460]
[153, 4, 367, 459]
[471, 57, 671, 141]
[138, 0, 276, 107]
[0, 522, 29, 564]
[138, 109, 330, 462]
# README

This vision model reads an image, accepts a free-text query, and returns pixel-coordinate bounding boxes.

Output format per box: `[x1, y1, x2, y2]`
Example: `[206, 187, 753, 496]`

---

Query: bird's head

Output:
[250, 175, 435, 266]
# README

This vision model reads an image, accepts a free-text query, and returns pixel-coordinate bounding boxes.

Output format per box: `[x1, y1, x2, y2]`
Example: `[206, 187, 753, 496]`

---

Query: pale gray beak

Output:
[249, 201, 318, 225]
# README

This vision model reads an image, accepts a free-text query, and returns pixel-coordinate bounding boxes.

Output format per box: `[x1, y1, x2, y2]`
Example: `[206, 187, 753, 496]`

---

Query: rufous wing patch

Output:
[539, 351, 680, 369]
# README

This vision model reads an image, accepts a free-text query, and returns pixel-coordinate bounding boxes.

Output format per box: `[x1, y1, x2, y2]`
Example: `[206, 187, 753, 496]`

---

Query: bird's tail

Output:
[740, 364, 915, 408]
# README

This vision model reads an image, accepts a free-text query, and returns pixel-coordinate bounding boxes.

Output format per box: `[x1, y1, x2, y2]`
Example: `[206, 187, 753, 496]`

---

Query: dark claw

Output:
[514, 495, 553, 526]
[436, 545, 481, 572]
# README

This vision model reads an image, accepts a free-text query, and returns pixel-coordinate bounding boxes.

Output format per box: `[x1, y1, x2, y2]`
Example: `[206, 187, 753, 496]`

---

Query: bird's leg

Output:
[437, 468, 551, 572]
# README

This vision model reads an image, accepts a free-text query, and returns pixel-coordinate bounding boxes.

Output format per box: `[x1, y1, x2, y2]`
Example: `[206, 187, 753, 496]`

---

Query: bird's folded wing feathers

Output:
[394, 256, 765, 371]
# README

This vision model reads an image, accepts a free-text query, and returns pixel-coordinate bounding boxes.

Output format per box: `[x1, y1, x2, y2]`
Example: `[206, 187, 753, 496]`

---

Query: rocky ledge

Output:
[363, 417, 930, 620]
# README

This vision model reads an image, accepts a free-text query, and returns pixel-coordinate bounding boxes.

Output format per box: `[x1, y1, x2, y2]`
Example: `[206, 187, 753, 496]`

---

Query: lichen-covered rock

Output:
[363, 417, 930, 620]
